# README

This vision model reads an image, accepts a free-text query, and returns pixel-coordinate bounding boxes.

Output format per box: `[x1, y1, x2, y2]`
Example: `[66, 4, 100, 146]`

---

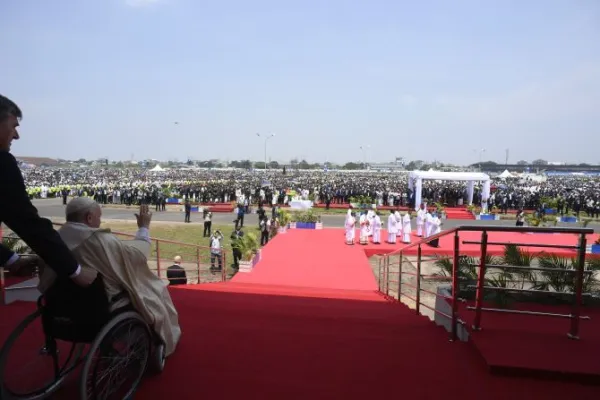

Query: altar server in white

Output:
[372, 212, 382, 244]
[359, 212, 370, 245]
[367, 207, 376, 236]
[416, 204, 426, 237]
[345, 212, 356, 244]
[402, 212, 412, 244]
[429, 213, 442, 247]
[394, 210, 403, 239]
[387, 210, 398, 244]
[424, 209, 433, 238]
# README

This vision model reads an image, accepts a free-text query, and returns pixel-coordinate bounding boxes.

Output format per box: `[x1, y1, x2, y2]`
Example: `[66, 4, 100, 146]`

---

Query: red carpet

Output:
[232, 230, 378, 291]
[347, 229, 594, 258]
[456, 301, 600, 382]
[2, 287, 599, 399]
[445, 208, 476, 220]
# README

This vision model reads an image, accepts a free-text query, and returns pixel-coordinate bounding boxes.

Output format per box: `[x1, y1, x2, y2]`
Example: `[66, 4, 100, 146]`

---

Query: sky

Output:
[1, 0, 599, 165]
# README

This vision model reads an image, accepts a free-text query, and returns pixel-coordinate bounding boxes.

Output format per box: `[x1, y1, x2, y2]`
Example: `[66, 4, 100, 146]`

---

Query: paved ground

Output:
[29, 198, 600, 232]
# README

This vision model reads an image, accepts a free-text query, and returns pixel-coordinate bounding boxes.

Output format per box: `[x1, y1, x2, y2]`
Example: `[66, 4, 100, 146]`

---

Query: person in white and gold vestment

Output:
[359, 211, 370, 245]
[38, 198, 181, 357]
[345, 212, 356, 244]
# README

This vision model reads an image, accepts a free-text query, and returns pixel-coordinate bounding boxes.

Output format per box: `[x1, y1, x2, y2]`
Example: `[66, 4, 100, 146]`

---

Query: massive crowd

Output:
[21, 167, 600, 217]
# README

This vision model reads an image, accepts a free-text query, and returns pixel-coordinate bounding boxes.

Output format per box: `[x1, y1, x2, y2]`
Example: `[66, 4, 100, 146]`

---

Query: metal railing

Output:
[378, 225, 595, 341]
[1, 224, 230, 306]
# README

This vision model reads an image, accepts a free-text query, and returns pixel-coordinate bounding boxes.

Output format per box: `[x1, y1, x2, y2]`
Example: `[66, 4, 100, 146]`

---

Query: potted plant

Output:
[278, 209, 292, 233]
[237, 232, 260, 272]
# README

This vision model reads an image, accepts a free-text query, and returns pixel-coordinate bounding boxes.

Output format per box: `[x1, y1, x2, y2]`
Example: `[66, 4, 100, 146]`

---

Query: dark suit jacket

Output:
[0, 242, 15, 266]
[166, 264, 187, 285]
[0, 151, 79, 278]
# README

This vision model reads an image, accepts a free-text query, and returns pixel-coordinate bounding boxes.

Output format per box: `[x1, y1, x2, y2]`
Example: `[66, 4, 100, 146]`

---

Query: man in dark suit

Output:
[0, 94, 95, 286]
[166, 256, 187, 285]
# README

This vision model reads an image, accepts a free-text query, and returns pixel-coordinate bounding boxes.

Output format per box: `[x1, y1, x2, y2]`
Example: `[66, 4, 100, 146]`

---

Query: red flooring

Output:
[456, 301, 600, 383]
[445, 208, 476, 220]
[232, 230, 378, 291]
[2, 228, 600, 398]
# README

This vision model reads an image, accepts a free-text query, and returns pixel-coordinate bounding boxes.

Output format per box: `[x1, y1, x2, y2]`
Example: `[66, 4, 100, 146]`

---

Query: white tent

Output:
[498, 169, 514, 179]
[150, 164, 165, 172]
[408, 170, 491, 212]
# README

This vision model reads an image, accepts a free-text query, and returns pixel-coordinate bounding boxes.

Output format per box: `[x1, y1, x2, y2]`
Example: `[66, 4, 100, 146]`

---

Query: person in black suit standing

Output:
[166, 256, 187, 285]
[0, 94, 95, 286]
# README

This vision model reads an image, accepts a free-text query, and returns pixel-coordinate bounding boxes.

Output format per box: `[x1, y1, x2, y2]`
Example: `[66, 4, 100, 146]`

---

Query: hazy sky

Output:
[2, 0, 599, 165]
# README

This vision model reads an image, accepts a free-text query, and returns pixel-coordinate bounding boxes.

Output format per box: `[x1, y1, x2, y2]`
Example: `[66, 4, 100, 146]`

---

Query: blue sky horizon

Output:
[2, 0, 599, 165]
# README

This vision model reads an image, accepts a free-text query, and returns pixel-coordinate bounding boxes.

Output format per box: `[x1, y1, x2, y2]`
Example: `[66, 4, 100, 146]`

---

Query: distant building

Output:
[369, 161, 405, 172]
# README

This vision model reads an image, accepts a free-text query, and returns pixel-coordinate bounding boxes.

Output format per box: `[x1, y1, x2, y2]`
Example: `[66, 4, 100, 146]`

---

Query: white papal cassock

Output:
[372, 214, 382, 244]
[387, 213, 397, 243]
[402, 213, 412, 243]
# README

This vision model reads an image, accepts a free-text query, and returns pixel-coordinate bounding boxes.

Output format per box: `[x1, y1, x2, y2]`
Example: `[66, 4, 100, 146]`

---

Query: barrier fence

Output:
[0, 224, 230, 306]
[378, 225, 595, 341]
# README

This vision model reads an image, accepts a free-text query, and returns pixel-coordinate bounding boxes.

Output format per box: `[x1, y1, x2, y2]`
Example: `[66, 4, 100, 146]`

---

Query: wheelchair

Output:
[0, 276, 166, 399]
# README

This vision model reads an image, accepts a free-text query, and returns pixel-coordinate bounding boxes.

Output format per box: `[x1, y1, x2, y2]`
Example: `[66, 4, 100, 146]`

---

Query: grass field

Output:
[101, 220, 262, 279]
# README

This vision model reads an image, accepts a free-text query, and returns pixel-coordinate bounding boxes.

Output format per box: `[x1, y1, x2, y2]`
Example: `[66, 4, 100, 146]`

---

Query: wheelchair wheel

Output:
[0, 309, 85, 400]
[150, 343, 166, 374]
[79, 312, 151, 400]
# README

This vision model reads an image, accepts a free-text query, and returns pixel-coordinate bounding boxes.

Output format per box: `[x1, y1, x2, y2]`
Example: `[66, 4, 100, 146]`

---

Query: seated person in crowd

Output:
[167, 255, 187, 285]
[38, 198, 181, 357]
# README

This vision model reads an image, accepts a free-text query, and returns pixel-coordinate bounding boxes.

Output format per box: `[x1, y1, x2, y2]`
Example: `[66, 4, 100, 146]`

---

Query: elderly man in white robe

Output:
[402, 212, 412, 244]
[394, 210, 403, 240]
[366, 207, 376, 236]
[38, 198, 181, 357]
[424, 209, 433, 239]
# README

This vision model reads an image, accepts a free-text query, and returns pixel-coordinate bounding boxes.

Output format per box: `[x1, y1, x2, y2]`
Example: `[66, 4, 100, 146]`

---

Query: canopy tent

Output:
[150, 164, 165, 172]
[498, 169, 515, 179]
[407, 170, 491, 212]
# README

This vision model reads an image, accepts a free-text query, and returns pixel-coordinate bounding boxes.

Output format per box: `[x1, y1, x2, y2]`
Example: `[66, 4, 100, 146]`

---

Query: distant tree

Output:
[516, 160, 528, 165]
[532, 159, 548, 166]
[342, 162, 362, 170]
[254, 162, 266, 169]
[405, 160, 424, 170]
[298, 159, 310, 169]
[290, 158, 299, 169]
[269, 161, 279, 169]
[578, 163, 590, 167]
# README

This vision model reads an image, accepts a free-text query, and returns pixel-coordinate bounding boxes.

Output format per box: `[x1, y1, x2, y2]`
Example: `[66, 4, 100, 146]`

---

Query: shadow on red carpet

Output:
[455, 300, 600, 383]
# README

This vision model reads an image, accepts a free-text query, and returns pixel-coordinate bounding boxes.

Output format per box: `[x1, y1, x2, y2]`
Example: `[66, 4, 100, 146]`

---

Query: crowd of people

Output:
[20, 167, 600, 216]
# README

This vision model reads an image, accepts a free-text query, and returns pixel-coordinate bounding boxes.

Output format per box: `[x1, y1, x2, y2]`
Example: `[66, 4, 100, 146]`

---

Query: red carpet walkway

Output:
[232, 229, 378, 291]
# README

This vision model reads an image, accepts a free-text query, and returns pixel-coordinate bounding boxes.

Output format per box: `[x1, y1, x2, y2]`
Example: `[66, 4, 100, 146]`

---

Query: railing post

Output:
[155, 239, 161, 278]
[415, 245, 422, 315]
[196, 247, 201, 284]
[378, 257, 383, 292]
[472, 230, 488, 331]
[0, 267, 5, 306]
[385, 256, 390, 296]
[569, 233, 587, 340]
[222, 253, 227, 282]
[451, 231, 460, 341]
[397, 252, 403, 301]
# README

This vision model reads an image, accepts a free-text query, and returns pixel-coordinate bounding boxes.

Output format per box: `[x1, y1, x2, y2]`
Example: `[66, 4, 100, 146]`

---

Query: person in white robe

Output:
[416, 204, 426, 237]
[428, 213, 442, 247]
[359, 212, 370, 245]
[366, 207, 376, 236]
[394, 210, 403, 240]
[387, 210, 397, 244]
[345, 212, 356, 244]
[37, 198, 181, 357]
[372, 212, 382, 244]
[424, 210, 433, 238]
[402, 212, 412, 244]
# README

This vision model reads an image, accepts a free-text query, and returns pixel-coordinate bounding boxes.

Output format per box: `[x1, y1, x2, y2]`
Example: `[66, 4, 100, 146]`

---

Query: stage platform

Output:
[313, 228, 595, 258]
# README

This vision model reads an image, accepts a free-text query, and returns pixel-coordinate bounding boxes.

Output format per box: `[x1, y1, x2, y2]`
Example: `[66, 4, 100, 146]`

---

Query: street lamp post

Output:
[256, 133, 276, 171]
[359, 145, 370, 169]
